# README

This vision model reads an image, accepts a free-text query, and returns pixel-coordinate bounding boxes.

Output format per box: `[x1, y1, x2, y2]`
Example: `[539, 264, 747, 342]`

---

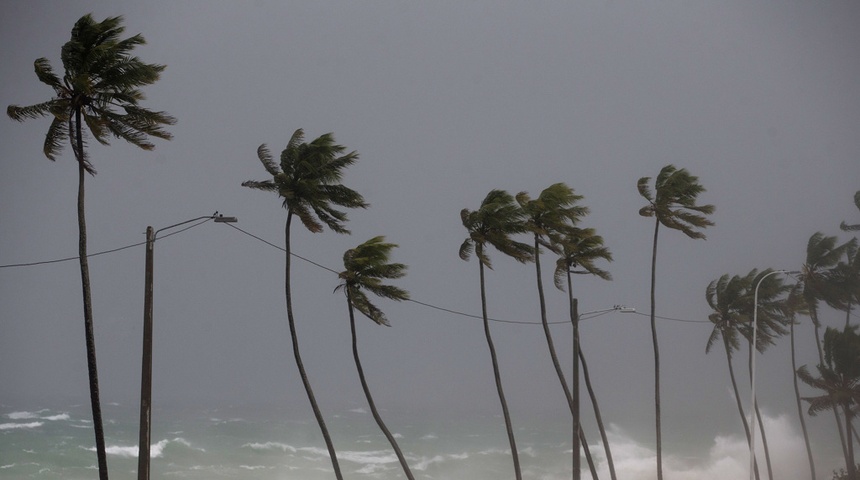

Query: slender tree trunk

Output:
[74, 108, 109, 480]
[532, 237, 597, 480]
[845, 404, 856, 480]
[747, 339, 774, 480]
[285, 213, 343, 480]
[578, 344, 616, 480]
[649, 219, 663, 480]
[723, 337, 760, 480]
[346, 291, 415, 480]
[812, 310, 850, 462]
[478, 257, 521, 480]
[790, 320, 816, 480]
[572, 296, 581, 480]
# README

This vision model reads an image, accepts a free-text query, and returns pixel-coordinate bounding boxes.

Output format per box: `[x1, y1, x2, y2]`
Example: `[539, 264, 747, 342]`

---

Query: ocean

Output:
[0, 401, 576, 480]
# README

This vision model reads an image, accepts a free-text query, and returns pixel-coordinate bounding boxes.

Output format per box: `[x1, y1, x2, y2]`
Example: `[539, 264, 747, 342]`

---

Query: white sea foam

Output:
[7, 411, 40, 420]
[86, 437, 200, 458]
[242, 441, 297, 453]
[0, 421, 43, 430]
[41, 413, 70, 421]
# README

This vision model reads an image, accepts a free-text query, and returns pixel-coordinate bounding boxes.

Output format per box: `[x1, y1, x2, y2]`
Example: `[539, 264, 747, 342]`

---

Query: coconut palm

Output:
[7, 15, 175, 480]
[336, 236, 413, 480]
[554, 227, 615, 480]
[243, 129, 367, 480]
[798, 326, 860, 480]
[515, 183, 595, 479]
[637, 165, 714, 480]
[799, 233, 854, 462]
[705, 273, 762, 480]
[840, 191, 860, 232]
[460, 189, 534, 480]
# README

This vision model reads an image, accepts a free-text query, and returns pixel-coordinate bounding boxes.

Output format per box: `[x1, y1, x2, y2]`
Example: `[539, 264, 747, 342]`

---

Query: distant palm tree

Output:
[637, 165, 714, 480]
[554, 227, 615, 480]
[243, 129, 367, 480]
[705, 273, 761, 480]
[336, 236, 414, 480]
[516, 183, 596, 479]
[460, 189, 534, 480]
[798, 326, 860, 480]
[840, 191, 860, 232]
[7, 14, 175, 480]
[799, 232, 854, 462]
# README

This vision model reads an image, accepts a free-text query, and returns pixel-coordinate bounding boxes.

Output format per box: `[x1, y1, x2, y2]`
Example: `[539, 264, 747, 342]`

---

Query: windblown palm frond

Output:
[553, 227, 613, 291]
[460, 189, 534, 268]
[338, 236, 409, 326]
[638, 164, 715, 239]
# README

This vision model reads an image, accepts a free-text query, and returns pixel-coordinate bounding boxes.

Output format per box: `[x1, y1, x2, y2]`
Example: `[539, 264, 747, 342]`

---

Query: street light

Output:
[572, 304, 636, 480]
[137, 213, 237, 480]
[749, 269, 798, 480]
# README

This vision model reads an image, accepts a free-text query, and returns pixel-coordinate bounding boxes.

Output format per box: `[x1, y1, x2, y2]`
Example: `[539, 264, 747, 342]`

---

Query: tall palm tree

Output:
[798, 326, 860, 480]
[799, 232, 854, 462]
[554, 227, 614, 480]
[784, 282, 816, 480]
[243, 129, 367, 480]
[460, 189, 534, 480]
[7, 15, 175, 480]
[637, 165, 714, 480]
[515, 183, 594, 479]
[705, 273, 761, 480]
[336, 236, 414, 480]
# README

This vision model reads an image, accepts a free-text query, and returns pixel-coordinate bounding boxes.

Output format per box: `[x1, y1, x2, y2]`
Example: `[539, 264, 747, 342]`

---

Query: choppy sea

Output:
[0, 402, 576, 479]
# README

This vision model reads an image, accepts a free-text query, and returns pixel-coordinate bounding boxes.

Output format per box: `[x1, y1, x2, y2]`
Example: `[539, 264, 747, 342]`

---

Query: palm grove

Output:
[7, 14, 860, 480]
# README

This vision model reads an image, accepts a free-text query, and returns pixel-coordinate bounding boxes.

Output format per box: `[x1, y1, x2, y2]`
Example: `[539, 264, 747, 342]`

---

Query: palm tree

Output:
[336, 236, 414, 480]
[705, 273, 762, 480]
[243, 129, 367, 480]
[798, 326, 860, 480]
[840, 191, 859, 232]
[554, 227, 614, 480]
[637, 165, 714, 480]
[7, 15, 175, 480]
[784, 282, 816, 480]
[515, 183, 594, 479]
[799, 232, 854, 462]
[460, 189, 534, 480]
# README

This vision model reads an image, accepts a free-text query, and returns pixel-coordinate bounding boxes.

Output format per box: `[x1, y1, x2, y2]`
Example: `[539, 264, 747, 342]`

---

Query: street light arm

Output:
[153, 213, 237, 239]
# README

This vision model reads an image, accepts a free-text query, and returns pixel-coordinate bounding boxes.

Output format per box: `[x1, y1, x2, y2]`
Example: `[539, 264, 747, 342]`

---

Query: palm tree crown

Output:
[337, 236, 410, 326]
[638, 164, 715, 237]
[460, 189, 534, 266]
[554, 227, 613, 291]
[516, 183, 588, 253]
[243, 128, 368, 232]
[7, 14, 176, 173]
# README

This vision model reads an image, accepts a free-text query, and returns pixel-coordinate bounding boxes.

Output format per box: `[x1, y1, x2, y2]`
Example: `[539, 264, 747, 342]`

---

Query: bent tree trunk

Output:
[649, 219, 663, 480]
[74, 108, 109, 480]
[346, 291, 414, 480]
[790, 321, 815, 480]
[723, 338, 760, 480]
[478, 259, 521, 480]
[285, 213, 343, 480]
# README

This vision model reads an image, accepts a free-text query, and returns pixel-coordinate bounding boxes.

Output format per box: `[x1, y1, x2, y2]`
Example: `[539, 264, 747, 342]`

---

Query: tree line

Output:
[7, 14, 860, 480]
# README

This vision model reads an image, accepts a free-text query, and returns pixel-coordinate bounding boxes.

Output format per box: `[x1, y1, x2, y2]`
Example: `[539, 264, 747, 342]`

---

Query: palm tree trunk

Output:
[723, 337, 760, 480]
[578, 342, 616, 480]
[649, 219, 663, 480]
[285, 213, 343, 480]
[346, 291, 415, 480]
[74, 108, 109, 480]
[478, 257, 521, 480]
[532, 237, 590, 479]
[812, 310, 850, 463]
[790, 320, 816, 480]
[747, 339, 774, 480]
[844, 403, 856, 480]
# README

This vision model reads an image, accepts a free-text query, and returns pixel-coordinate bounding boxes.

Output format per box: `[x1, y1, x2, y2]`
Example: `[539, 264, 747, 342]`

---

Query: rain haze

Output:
[1, 1, 859, 479]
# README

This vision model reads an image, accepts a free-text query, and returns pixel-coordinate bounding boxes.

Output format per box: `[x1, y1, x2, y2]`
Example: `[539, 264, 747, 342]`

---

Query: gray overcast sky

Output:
[1, 0, 858, 473]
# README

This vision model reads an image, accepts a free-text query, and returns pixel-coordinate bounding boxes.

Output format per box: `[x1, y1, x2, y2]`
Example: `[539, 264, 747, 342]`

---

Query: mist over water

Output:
[0, 401, 845, 480]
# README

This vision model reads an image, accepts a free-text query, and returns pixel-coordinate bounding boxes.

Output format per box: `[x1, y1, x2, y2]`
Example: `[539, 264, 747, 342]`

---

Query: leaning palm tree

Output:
[705, 273, 762, 480]
[7, 14, 175, 480]
[460, 189, 534, 480]
[243, 129, 367, 480]
[516, 183, 595, 479]
[637, 165, 714, 480]
[798, 326, 860, 480]
[840, 191, 860, 232]
[554, 227, 615, 480]
[335, 236, 414, 480]
[799, 233, 854, 462]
